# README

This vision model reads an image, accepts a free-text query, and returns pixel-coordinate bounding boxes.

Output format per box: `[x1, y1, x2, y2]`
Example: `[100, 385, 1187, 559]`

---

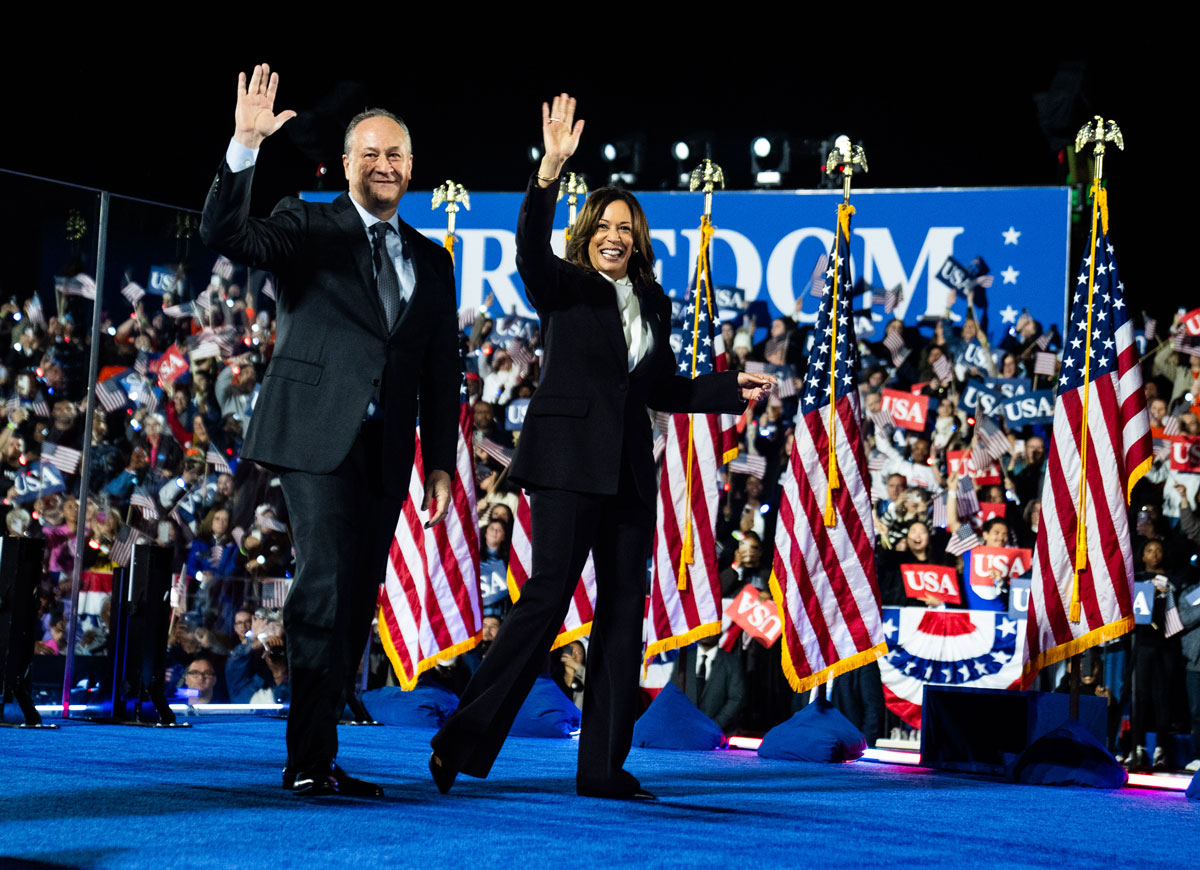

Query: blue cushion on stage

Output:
[361, 685, 459, 729]
[758, 700, 867, 762]
[1010, 719, 1127, 789]
[1187, 769, 1200, 801]
[632, 682, 727, 750]
[509, 675, 581, 738]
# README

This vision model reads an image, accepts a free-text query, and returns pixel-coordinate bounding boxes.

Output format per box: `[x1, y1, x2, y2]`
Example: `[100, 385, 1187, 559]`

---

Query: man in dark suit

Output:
[200, 64, 460, 797]
[673, 637, 745, 732]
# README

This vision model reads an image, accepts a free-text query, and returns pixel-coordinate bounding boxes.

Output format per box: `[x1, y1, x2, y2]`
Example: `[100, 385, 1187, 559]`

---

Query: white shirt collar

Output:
[348, 195, 400, 235]
[598, 271, 634, 306]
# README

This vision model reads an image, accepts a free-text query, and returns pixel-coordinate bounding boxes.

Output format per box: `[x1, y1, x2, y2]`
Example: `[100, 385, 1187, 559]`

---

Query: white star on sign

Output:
[999, 617, 1018, 637]
[958, 664, 972, 679]
[1002, 226, 1021, 245]
[1000, 305, 1019, 324]
[1001, 266, 1020, 285]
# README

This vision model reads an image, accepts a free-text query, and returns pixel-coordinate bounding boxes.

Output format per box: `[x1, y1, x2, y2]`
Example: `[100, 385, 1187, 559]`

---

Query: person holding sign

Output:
[430, 94, 774, 801]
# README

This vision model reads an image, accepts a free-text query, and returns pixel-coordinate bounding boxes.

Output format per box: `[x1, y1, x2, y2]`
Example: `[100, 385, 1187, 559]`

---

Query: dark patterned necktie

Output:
[370, 221, 403, 330]
[695, 655, 707, 702]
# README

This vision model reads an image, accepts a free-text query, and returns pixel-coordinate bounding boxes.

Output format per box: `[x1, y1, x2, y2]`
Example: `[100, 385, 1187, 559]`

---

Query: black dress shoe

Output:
[576, 771, 656, 801]
[292, 763, 384, 797]
[429, 752, 458, 795]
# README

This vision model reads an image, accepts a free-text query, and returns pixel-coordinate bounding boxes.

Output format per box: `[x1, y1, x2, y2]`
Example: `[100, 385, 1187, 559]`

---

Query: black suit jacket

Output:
[673, 645, 745, 731]
[199, 163, 460, 493]
[509, 176, 743, 506]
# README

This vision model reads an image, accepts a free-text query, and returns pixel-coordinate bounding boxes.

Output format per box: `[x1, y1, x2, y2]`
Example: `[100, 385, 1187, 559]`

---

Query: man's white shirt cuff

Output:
[226, 139, 260, 172]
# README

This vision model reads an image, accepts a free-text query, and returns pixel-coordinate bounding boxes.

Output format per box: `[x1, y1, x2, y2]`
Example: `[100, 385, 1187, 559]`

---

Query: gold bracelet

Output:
[537, 174, 559, 184]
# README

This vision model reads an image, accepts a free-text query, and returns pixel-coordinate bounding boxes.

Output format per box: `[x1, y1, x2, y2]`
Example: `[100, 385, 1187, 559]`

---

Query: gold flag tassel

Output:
[824, 203, 855, 527]
[1069, 182, 1108, 623]
[677, 215, 715, 590]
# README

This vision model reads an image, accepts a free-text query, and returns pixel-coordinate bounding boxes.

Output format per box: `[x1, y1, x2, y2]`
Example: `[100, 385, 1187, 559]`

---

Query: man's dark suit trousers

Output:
[279, 421, 404, 774]
[432, 457, 652, 789]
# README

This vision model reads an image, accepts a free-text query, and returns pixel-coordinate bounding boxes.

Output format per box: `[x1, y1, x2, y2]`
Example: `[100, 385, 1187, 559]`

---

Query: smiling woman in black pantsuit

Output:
[430, 94, 774, 800]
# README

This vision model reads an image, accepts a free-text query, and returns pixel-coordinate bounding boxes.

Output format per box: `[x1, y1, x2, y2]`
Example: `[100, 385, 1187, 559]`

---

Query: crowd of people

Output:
[9, 252, 1199, 774]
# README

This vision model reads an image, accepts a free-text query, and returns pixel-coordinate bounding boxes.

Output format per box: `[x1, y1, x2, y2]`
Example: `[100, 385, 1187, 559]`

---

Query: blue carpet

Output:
[1, 716, 1197, 869]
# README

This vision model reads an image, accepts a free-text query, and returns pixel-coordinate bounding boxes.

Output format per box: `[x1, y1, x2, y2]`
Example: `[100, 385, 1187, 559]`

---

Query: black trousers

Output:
[279, 422, 404, 774]
[432, 459, 652, 788]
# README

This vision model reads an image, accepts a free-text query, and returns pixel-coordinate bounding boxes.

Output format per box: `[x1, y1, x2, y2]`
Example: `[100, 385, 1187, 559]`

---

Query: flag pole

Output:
[1068, 117, 1124, 624]
[675, 159, 725, 591]
[432, 180, 470, 265]
[557, 172, 588, 243]
[822, 137, 868, 529]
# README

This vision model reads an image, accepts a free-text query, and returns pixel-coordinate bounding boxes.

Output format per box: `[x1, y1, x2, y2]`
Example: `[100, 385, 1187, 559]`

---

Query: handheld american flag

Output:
[1022, 184, 1151, 685]
[645, 214, 736, 667]
[377, 400, 483, 689]
[769, 202, 887, 692]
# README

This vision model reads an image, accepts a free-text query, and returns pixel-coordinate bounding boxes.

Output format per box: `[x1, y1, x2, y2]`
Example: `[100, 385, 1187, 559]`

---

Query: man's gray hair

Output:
[343, 108, 412, 155]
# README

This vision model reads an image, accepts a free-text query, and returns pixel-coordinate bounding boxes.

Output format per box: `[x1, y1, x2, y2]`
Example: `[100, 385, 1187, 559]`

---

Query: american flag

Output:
[121, 281, 146, 306]
[1034, 352, 1058, 376]
[376, 400, 483, 689]
[1022, 194, 1151, 686]
[646, 215, 737, 667]
[775, 373, 797, 399]
[107, 524, 137, 569]
[507, 489, 597, 648]
[95, 378, 129, 413]
[932, 477, 980, 528]
[508, 341, 535, 377]
[477, 436, 512, 468]
[457, 307, 476, 332]
[973, 273, 995, 290]
[161, 301, 196, 320]
[728, 454, 768, 479]
[972, 414, 1010, 467]
[869, 408, 895, 436]
[1152, 437, 1171, 462]
[1143, 312, 1157, 341]
[883, 329, 907, 366]
[40, 442, 82, 475]
[1170, 328, 1200, 357]
[884, 285, 903, 314]
[261, 277, 276, 302]
[931, 353, 953, 383]
[23, 295, 46, 329]
[768, 203, 886, 693]
[1035, 331, 1053, 351]
[63, 274, 97, 299]
[809, 254, 829, 297]
[652, 433, 666, 462]
[1163, 415, 1181, 436]
[212, 256, 235, 282]
[945, 523, 981, 557]
[130, 486, 160, 521]
[206, 444, 232, 475]
[195, 289, 216, 320]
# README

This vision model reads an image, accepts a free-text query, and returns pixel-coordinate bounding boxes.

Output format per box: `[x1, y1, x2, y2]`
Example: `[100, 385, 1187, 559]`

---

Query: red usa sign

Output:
[152, 344, 190, 384]
[969, 546, 1033, 583]
[946, 449, 1003, 486]
[901, 563, 961, 604]
[724, 586, 782, 647]
[1184, 307, 1200, 337]
[882, 389, 929, 432]
[976, 502, 1007, 523]
[1169, 436, 1200, 473]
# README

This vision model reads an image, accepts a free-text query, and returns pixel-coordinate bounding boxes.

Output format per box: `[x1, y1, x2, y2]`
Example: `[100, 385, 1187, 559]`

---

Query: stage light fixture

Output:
[600, 137, 644, 185]
[673, 141, 690, 162]
[750, 133, 791, 188]
[528, 145, 542, 163]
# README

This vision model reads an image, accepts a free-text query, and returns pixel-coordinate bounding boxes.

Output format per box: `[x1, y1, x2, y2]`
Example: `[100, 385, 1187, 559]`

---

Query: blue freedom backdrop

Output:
[302, 186, 1070, 344]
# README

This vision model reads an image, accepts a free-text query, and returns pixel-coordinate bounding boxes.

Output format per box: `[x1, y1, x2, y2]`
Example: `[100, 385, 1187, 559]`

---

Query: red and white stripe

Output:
[377, 404, 483, 689]
[507, 490, 596, 649]
[645, 410, 726, 664]
[770, 392, 887, 692]
[1023, 318, 1151, 683]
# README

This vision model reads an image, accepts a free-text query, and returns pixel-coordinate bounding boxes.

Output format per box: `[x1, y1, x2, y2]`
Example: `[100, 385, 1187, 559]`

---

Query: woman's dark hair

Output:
[564, 187, 656, 286]
[198, 506, 230, 541]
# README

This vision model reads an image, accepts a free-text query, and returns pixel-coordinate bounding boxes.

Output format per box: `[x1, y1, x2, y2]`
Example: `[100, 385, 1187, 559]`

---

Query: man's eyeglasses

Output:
[186, 670, 216, 679]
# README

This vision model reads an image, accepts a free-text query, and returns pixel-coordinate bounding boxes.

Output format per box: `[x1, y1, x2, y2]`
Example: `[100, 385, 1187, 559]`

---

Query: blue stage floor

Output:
[1, 716, 1196, 869]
